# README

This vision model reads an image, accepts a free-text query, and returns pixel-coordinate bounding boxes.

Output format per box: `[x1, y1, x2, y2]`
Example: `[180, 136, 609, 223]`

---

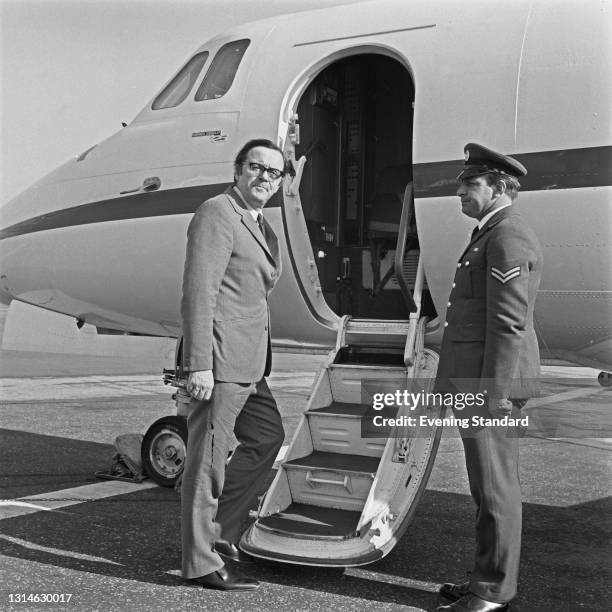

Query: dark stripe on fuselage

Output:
[413, 145, 612, 198]
[0, 183, 231, 241]
[1, 146, 610, 240]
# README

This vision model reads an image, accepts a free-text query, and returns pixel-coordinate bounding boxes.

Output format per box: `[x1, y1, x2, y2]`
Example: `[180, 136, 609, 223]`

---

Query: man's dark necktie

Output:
[257, 212, 279, 262]
[470, 226, 479, 240]
[257, 212, 271, 250]
[257, 212, 266, 239]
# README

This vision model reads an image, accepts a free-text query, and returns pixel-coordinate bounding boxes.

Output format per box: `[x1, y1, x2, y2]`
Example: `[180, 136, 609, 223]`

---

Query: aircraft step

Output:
[283, 450, 378, 511]
[307, 402, 385, 457]
[307, 402, 368, 417]
[327, 362, 406, 405]
[345, 318, 410, 334]
[257, 503, 361, 539]
[334, 345, 405, 367]
[285, 450, 379, 473]
[329, 363, 405, 371]
[343, 318, 410, 348]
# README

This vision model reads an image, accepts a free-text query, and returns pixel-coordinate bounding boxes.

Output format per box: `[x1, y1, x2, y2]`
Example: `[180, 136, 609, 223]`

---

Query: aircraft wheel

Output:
[142, 416, 188, 487]
[598, 371, 612, 387]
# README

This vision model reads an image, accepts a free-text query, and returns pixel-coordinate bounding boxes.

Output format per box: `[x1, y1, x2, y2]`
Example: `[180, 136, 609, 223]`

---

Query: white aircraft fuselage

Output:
[1, 0, 610, 371]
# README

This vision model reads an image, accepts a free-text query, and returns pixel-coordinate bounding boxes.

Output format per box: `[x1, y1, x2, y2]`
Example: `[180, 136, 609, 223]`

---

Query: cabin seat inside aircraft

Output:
[367, 164, 415, 295]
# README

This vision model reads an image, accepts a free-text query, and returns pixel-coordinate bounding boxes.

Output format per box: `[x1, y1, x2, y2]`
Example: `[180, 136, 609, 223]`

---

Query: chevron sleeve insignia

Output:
[491, 265, 521, 284]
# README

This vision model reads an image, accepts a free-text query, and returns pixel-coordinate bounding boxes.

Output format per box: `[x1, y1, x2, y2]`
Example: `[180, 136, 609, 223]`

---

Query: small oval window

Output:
[195, 39, 250, 101]
[152, 51, 209, 110]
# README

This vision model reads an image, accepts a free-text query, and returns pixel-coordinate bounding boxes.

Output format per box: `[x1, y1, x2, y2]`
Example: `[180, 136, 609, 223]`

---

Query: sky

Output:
[1, 0, 364, 203]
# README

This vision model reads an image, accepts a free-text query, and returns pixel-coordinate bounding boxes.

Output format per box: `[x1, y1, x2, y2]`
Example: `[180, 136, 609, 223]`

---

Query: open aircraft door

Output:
[240, 82, 446, 565]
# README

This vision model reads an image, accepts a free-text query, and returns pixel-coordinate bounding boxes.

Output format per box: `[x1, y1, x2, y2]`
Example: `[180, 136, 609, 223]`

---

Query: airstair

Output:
[241, 223, 444, 564]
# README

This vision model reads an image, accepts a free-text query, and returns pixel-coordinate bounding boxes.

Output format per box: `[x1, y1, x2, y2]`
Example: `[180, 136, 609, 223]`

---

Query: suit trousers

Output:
[181, 377, 284, 579]
[456, 405, 522, 603]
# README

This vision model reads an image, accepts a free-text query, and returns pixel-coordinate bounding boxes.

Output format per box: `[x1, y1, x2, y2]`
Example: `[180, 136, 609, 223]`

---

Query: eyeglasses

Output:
[244, 161, 285, 180]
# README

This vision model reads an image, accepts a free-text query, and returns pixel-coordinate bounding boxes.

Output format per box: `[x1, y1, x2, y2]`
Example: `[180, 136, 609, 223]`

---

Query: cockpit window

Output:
[194, 39, 250, 101]
[152, 51, 209, 110]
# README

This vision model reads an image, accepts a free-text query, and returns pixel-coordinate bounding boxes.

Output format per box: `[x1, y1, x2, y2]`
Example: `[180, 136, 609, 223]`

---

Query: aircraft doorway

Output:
[293, 53, 432, 320]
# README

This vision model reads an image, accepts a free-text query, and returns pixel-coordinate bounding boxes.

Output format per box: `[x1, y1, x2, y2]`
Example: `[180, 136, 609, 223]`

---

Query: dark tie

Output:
[257, 212, 278, 262]
[257, 212, 266, 238]
[471, 226, 479, 240]
[257, 212, 271, 251]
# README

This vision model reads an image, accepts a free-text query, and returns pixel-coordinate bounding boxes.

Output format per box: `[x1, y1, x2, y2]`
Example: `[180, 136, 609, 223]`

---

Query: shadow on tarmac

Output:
[2, 430, 610, 611]
[1, 429, 113, 499]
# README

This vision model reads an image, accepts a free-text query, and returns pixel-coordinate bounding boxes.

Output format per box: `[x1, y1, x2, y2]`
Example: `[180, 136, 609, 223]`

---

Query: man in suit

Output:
[435, 143, 543, 611]
[180, 139, 289, 591]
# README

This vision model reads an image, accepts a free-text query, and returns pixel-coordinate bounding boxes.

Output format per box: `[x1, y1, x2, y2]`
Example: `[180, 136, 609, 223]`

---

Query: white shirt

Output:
[478, 203, 512, 230]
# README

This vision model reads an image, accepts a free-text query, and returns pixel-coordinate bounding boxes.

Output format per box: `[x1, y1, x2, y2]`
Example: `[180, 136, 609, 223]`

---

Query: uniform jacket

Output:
[180, 187, 281, 382]
[436, 206, 543, 399]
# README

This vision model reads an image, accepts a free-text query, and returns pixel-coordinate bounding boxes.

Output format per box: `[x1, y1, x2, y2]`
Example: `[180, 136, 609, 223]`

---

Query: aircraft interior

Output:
[289, 54, 436, 322]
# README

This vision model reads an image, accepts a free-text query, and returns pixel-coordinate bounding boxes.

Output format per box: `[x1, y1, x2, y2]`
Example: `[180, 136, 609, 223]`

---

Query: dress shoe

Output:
[214, 540, 254, 564]
[189, 565, 259, 591]
[436, 593, 509, 611]
[440, 580, 471, 601]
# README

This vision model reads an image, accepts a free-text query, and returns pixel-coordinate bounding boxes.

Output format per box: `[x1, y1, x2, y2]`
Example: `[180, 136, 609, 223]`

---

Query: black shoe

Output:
[214, 540, 254, 564]
[436, 594, 509, 611]
[189, 565, 259, 591]
[440, 580, 471, 601]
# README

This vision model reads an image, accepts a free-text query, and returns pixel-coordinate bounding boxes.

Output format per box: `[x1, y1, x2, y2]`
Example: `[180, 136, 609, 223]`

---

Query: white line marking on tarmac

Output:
[0, 501, 54, 512]
[540, 437, 612, 450]
[0, 534, 123, 565]
[2, 445, 290, 520]
[1, 480, 158, 520]
[523, 386, 605, 409]
[342, 568, 442, 593]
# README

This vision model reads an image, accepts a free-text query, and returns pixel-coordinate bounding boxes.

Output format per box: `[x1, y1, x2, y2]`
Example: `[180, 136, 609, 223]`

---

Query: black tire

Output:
[142, 415, 188, 487]
[598, 371, 612, 387]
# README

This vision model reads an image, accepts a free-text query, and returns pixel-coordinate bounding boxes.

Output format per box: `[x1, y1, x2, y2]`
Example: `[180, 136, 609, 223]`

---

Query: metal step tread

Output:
[347, 318, 409, 328]
[328, 363, 406, 371]
[333, 346, 405, 367]
[257, 503, 360, 538]
[284, 451, 379, 474]
[307, 402, 369, 418]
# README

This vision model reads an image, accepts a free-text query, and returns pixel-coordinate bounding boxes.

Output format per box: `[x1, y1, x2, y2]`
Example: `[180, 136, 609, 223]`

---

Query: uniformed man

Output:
[435, 143, 543, 611]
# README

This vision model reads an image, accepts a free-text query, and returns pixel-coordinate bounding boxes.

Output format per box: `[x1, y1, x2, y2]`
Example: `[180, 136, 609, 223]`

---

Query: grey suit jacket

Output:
[180, 187, 281, 382]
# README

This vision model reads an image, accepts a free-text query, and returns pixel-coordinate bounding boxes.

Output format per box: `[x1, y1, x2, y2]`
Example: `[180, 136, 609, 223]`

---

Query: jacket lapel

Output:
[224, 188, 276, 264]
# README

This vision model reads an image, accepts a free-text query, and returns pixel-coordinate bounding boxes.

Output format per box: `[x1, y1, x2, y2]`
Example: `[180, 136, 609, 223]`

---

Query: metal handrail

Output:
[393, 181, 418, 313]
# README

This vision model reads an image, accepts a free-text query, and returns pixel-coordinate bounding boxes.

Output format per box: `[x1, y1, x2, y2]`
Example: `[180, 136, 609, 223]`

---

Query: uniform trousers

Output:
[456, 402, 522, 604]
[181, 377, 284, 579]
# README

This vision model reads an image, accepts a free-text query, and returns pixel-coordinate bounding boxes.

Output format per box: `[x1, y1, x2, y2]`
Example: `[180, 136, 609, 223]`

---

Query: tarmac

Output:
[1, 343, 610, 611]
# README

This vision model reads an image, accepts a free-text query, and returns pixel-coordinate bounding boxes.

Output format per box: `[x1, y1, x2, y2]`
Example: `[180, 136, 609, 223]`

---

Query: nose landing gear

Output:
[598, 371, 612, 388]
[141, 415, 188, 487]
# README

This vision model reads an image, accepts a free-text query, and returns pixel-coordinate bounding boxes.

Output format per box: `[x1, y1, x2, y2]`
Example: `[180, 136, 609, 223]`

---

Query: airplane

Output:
[1, 0, 610, 567]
